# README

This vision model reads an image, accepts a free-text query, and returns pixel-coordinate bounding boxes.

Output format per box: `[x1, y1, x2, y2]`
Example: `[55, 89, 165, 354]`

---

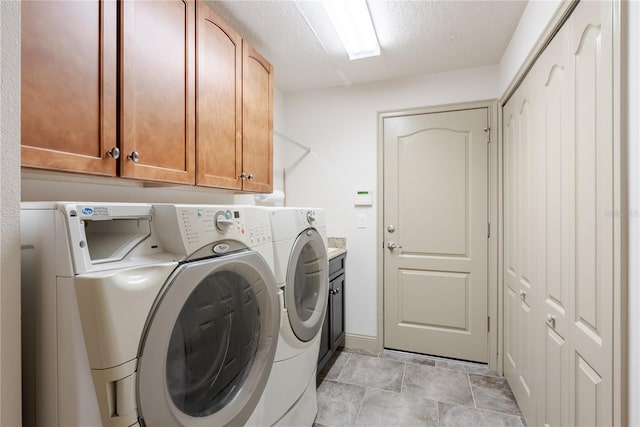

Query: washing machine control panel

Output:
[158, 205, 272, 257]
[295, 209, 318, 227]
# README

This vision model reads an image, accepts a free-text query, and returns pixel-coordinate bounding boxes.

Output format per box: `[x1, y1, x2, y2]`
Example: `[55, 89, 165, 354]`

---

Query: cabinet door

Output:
[21, 0, 117, 175]
[195, 4, 242, 189]
[241, 42, 273, 193]
[120, 0, 196, 183]
[317, 292, 331, 369]
[331, 274, 345, 350]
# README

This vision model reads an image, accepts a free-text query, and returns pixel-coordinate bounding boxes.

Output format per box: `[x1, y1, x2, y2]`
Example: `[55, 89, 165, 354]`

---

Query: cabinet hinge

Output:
[487, 223, 490, 238]
[488, 316, 491, 332]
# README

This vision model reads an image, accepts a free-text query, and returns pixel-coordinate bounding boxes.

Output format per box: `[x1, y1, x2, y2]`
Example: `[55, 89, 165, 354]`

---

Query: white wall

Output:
[498, 0, 563, 96]
[0, 1, 22, 424]
[280, 65, 499, 337]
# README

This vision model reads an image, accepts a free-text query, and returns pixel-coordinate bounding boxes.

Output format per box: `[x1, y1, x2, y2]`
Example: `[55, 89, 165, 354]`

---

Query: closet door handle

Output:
[546, 314, 556, 329]
[519, 290, 527, 301]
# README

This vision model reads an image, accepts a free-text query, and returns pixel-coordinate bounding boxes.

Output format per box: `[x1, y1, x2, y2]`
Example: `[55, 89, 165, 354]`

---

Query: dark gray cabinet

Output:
[318, 253, 345, 372]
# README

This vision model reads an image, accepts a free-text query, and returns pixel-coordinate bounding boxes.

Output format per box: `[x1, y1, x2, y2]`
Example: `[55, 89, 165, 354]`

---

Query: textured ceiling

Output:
[205, 0, 528, 93]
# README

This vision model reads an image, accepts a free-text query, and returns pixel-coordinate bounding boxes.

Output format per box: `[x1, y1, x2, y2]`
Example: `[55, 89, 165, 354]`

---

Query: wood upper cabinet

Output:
[195, 4, 273, 193]
[120, 0, 196, 184]
[22, 0, 272, 192]
[195, 4, 242, 189]
[21, 0, 117, 175]
[242, 42, 274, 193]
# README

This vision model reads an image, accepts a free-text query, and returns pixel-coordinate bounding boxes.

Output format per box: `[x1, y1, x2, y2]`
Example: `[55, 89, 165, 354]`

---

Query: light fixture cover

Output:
[322, 0, 380, 60]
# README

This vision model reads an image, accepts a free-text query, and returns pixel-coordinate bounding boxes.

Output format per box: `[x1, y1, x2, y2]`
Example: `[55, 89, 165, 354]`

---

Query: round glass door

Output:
[166, 270, 259, 417]
[137, 251, 279, 427]
[285, 228, 329, 342]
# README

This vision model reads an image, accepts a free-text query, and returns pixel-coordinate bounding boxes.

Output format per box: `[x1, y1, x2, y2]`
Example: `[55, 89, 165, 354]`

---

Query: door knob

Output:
[387, 224, 396, 233]
[387, 241, 402, 250]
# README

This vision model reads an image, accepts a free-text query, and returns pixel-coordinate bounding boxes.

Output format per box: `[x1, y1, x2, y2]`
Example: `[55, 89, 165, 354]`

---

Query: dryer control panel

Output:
[154, 204, 272, 258]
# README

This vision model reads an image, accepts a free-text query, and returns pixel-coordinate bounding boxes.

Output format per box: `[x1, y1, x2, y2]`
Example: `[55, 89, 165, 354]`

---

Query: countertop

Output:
[328, 247, 347, 260]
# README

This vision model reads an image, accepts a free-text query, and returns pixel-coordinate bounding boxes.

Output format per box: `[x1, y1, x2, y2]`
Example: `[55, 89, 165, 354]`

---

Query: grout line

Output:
[352, 387, 369, 427]
[335, 352, 351, 382]
[443, 400, 523, 419]
[400, 361, 406, 393]
[468, 373, 478, 409]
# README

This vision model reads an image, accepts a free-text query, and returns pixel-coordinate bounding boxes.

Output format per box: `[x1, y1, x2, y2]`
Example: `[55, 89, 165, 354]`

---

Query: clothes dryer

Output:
[21, 203, 279, 427]
[251, 207, 329, 427]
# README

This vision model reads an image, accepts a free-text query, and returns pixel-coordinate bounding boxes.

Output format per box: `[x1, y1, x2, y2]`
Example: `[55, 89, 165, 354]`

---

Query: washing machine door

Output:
[285, 228, 329, 342]
[136, 250, 279, 427]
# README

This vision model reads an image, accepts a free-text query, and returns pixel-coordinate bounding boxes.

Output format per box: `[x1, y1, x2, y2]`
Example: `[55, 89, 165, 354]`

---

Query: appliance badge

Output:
[213, 243, 230, 254]
[81, 207, 94, 216]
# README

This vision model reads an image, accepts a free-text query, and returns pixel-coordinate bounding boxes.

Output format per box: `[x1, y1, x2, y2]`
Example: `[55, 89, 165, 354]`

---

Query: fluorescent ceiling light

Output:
[321, 0, 380, 60]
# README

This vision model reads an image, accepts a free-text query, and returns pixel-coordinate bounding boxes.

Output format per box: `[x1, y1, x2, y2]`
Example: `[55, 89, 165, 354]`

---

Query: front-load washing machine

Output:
[21, 202, 279, 427]
[251, 207, 329, 427]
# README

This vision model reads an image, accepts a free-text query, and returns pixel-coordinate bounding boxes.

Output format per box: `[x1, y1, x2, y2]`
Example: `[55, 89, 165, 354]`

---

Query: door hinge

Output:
[487, 223, 490, 238]
[488, 316, 491, 332]
[484, 127, 491, 143]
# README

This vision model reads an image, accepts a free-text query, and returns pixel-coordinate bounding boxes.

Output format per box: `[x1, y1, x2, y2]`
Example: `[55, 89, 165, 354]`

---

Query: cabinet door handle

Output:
[106, 147, 120, 160]
[239, 172, 247, 180]
[127, 151, 140, 163]
[247, 174, 254, 181]
[519, 290, 527, 301]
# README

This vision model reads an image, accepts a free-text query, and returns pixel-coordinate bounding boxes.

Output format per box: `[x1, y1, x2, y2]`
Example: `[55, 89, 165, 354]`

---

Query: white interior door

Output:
[383, 108, 489, 363]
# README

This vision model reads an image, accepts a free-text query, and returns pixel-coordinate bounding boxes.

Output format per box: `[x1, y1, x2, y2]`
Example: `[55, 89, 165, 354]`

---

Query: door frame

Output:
[376, 100, 500, 372]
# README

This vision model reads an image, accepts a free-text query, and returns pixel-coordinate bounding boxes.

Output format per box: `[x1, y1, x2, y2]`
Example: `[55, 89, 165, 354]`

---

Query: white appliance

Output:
[21, 202, 279, 427]
[250, 207, 329, 427]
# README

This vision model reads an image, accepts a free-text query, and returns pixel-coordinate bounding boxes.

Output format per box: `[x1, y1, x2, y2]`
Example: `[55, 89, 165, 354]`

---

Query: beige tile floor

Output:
[315, 348, 525, 427]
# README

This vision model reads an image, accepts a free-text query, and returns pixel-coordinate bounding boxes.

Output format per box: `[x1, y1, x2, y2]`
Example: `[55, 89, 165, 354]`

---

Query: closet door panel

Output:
[544, 327, 567, 427]
[504, 110, 520, 375]
[569, 1, 613, 425]
[503, 81, 540, 425]
[539, 27, 571, 427]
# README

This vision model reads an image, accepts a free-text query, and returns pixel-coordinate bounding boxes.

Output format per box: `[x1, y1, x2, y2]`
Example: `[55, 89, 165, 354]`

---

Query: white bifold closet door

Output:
[503, 1, 616, 426]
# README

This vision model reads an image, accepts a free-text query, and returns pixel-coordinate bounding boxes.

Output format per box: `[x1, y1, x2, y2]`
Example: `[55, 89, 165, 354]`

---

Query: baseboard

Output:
[344, 334, 379, 353]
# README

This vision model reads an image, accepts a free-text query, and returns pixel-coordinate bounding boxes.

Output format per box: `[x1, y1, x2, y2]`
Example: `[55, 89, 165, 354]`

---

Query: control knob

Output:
[215, 211, 234, 233]
[306, 210, 316, 224]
